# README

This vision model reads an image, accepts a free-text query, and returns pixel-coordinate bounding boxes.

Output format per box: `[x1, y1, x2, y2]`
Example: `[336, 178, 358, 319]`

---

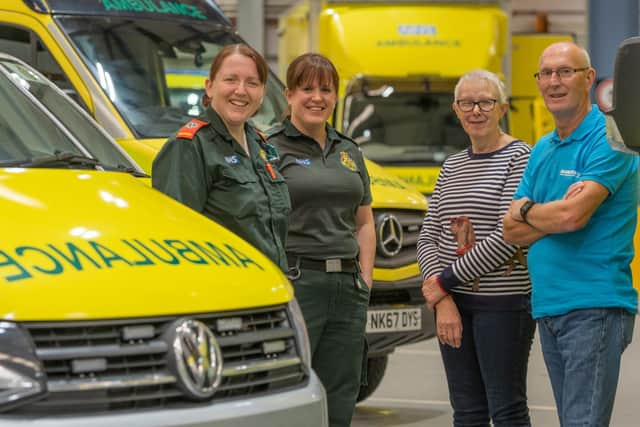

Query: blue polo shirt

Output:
[514, 106, 638, 318]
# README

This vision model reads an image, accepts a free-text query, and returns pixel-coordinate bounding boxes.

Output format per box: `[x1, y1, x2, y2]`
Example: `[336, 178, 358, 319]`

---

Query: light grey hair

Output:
[454, 69, 507, 104]
[577, 46, 591, 67]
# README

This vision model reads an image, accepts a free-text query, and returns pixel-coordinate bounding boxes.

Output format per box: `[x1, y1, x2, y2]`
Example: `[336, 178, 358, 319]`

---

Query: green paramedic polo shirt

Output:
[267, 119, 372, 260]
[152, 107, 291, 271]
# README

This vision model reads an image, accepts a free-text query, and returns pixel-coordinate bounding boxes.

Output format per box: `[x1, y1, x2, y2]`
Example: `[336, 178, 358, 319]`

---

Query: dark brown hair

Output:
[286, 53, 339, 93]
[202, 43, 268, 107]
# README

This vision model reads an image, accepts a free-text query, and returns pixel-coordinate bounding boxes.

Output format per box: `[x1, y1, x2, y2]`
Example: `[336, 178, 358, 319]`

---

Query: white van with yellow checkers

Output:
[0, 54, 327, 426]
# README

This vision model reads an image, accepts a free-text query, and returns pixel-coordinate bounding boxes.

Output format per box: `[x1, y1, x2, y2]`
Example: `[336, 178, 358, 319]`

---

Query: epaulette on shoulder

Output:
[176, 119, 209, 140]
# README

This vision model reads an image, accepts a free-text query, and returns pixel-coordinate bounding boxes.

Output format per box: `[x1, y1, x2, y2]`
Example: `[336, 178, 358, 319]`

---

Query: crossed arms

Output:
[502, 180, 609, 246]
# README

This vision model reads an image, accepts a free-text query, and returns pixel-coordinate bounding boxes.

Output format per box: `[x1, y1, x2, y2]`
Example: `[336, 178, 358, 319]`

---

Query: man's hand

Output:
[509, 197, 530, 222]
[435, 296, 462, 348]
[422, 275, 448, 310]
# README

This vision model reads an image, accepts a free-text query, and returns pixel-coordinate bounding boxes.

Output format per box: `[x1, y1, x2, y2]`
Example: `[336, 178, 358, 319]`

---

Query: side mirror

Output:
[607, 36, 640, 153]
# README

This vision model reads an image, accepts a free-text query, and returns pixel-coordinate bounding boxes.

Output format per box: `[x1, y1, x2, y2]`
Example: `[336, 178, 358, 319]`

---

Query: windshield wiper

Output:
[0, 151, 102, 169]
[101, 164, 149, 178]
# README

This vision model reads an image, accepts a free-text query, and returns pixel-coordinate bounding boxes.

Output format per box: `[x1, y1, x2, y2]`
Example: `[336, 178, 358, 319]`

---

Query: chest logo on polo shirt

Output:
[559, 169, 580, 177]
[340, 151, 357, 171]
[224, 155, 240, 165]
[295, 158, 312, 166]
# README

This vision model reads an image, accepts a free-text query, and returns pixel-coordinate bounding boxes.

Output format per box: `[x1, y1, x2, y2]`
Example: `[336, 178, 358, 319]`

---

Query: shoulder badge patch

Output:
[340, 151, 357, 171]
[176, 119, 208, 140]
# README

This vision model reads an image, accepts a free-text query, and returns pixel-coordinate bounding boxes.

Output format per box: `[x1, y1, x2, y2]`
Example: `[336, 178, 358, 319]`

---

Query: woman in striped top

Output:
[418, 69, 535, 427]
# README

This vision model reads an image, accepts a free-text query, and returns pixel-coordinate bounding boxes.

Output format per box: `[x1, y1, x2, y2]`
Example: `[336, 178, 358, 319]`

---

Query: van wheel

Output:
[356, 355, 388, 402]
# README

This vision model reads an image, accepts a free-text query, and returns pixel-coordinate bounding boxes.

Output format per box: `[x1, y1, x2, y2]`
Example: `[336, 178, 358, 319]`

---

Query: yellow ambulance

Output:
[0, 52, 327, 424]
[0, 0, 433, 400]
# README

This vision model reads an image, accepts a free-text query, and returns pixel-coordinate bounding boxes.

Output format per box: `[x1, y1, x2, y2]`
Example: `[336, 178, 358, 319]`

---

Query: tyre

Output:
[356, 355, 388, 402]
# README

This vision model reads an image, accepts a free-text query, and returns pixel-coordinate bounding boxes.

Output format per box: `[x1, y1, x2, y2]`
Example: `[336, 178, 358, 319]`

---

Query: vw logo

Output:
[376, 213, 404, 257]
[168, 319, 222, 400]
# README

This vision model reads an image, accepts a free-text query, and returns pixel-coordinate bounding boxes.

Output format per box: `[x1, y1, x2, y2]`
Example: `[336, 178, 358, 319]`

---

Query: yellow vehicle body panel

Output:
[510, 33, 574, 144]
[382, 166, 442, 196]
[0, 169, 291, 321]
[511, 33, 574, 98]
[373, 263, 419, 282]
[115, 137, 164, 175]
[279, 1, 506, 82]
[364, 161, 427, 210]
[166, 73, 205, 89]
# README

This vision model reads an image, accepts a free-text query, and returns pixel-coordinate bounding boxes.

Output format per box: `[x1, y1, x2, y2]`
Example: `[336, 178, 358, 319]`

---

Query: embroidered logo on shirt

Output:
[224, 155, 240, 165]
[559, 169, 580, 177]
[340, 151, 357, 171]
[295, 158, 312, 166]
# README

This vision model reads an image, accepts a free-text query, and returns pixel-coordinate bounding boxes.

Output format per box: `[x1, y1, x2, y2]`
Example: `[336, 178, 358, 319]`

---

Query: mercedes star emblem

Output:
[377, 213, 404, 257]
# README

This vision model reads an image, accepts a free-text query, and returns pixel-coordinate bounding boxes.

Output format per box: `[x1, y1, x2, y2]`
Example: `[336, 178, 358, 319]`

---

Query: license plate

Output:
[366, 308, 422, 333]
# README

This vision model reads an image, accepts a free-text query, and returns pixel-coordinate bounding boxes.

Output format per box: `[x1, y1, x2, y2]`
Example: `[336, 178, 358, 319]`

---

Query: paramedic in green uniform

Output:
[267, 53, 376, 427]
[152, 44, 290, 271]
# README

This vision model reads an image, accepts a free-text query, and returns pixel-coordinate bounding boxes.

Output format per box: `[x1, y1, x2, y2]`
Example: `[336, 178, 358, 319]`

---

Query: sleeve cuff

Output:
[439, 266, 463, 291]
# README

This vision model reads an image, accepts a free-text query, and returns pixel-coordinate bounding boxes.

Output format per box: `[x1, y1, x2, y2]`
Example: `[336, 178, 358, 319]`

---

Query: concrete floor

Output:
[353, 315, 639, 426]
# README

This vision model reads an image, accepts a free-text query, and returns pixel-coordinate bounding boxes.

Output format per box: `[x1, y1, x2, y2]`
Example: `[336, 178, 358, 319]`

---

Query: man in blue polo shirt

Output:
[503, 42, 638, 426]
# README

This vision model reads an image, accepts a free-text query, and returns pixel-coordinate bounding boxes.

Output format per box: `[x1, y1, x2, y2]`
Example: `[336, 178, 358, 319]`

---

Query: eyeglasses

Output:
[455, 99, 497, 112]
[534, 67, 589, 81]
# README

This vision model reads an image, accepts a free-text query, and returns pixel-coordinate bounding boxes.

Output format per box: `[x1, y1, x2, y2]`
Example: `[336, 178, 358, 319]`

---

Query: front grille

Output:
[18, 305, 306, 414]
[373, 209, 424, 268]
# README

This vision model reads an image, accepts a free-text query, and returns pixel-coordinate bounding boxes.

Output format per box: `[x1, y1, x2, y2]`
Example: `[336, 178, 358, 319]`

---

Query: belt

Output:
[286, 254, 360, 273]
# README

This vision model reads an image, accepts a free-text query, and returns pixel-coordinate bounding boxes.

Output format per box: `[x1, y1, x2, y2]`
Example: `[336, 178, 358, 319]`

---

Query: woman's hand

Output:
[360, 271, 373, 289]
[422, 275, 448, 310]
[435, 296, 462, 348]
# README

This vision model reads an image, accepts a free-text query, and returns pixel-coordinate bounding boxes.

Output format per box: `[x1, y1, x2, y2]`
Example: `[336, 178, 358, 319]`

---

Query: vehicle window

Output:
[56, 16, 287, 138]
[0, 66, 80, 160]
[0, 59, 138, 171]
[0, 24, 84, 106]
[344, 90, 469, 165]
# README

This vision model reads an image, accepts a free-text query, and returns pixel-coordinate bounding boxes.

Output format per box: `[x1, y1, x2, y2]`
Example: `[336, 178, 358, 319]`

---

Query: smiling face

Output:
[286, 77, 337, 130]
[205, 53, 265, 129]
[453, 78, 507, 142]
[536, 43, 595, 120]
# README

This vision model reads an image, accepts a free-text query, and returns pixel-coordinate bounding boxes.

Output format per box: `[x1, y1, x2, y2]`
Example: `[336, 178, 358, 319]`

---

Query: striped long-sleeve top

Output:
[417, 140, 532, 311]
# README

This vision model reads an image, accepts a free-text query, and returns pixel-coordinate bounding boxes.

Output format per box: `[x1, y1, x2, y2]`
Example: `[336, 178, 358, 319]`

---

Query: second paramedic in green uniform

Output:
[152, 44, 290, 271]
[267, 53, 376, 427]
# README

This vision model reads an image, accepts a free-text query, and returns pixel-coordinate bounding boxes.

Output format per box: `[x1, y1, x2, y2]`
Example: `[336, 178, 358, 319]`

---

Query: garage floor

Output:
[354, 315, 639, 426]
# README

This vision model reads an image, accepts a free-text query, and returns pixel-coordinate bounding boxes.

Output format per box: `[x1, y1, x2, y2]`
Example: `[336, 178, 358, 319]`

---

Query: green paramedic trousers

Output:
[292, 269, 370, 427]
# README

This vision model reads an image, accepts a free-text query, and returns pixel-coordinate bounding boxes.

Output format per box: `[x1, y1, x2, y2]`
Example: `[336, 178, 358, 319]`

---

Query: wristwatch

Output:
[520, 200, 536, 225]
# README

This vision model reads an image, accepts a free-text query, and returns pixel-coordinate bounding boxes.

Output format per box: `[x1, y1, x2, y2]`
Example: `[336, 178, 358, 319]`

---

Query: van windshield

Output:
[343, 80, 470, 165]
[0, 57, 138, 171]
[56, 16, 287, 138]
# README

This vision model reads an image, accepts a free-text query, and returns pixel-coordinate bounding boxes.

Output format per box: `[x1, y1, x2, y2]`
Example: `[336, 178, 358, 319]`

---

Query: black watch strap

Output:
[520, 200, 535, 225]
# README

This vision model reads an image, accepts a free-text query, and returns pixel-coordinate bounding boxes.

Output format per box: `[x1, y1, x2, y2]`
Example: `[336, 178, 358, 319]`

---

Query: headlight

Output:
[287, 298, 312, 370]
[0, 322, 47, 412]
